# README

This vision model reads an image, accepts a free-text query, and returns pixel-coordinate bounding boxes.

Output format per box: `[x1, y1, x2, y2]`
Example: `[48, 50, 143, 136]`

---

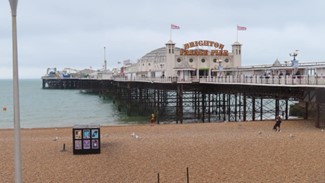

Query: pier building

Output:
[123, 40, 241, 80]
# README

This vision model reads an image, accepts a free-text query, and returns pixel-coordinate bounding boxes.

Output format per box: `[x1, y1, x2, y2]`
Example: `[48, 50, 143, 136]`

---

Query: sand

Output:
[1, 120, 325, 183]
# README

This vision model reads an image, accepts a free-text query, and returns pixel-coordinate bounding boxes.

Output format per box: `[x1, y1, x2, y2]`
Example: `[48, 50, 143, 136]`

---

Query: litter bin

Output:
[72, 125, 100, 154]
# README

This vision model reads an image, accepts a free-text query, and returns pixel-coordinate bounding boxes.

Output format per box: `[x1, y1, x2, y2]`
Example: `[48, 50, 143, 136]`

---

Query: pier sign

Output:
[180, 40, 229, 56]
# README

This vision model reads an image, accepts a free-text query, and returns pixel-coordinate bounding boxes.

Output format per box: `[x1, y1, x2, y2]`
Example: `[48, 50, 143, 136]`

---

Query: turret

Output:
[232, 41, 242, 67]
[165, 40, 176, 77]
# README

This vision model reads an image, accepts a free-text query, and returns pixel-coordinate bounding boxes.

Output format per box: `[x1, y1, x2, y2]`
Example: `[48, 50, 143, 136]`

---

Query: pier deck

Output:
[42, 75, 325, 128]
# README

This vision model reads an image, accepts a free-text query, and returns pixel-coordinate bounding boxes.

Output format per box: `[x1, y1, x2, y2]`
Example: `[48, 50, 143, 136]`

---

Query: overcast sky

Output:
[1, 0, 325, 79]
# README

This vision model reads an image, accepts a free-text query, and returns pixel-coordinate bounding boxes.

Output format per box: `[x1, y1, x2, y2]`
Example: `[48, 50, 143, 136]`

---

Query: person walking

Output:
[273, 115, 282, 132]
[150, 113, 155, 126]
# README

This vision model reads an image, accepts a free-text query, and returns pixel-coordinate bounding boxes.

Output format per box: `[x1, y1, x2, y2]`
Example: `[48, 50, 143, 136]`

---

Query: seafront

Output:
[1, 120, 325, 182]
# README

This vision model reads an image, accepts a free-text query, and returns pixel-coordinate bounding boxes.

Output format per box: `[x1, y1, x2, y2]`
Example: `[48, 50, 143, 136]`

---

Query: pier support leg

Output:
[202, 93, 206, 123]
[305, 102, 309, 120]
[316, 103, 320, 128]
[285, 99, 289, 120]
[176, 84, 183, 124]
[235, 94, 238, 121]
[260, 98, 263, 121]
[223, 94, 226, 121]
[252, 97, 256, 121]
[243, 95, 247, 121]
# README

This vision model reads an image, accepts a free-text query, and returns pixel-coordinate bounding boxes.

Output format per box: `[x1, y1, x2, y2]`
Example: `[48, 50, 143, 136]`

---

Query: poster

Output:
[74, 130, 82, 139]
[91, 129, 99, 138]
[83, 129, 90, 139]
[83, 140, 91, 149]
[75, 140, 82, 150]
[92, 140, 99, 149]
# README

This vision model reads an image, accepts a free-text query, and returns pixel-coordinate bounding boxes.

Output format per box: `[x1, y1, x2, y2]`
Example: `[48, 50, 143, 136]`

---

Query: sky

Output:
[1, 0, 325, 79]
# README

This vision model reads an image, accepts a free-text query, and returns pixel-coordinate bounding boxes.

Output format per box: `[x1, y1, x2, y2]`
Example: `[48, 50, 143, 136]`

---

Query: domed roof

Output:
[141, 47, 166, 59]
[141, 47, 181, 59]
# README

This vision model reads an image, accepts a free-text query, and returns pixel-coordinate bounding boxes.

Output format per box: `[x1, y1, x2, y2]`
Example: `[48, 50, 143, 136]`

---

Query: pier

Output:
[42, 75, 325, 128]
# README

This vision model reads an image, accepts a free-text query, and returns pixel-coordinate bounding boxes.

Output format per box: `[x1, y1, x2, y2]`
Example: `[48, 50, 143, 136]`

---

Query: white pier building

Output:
[123, 39, 242, 80]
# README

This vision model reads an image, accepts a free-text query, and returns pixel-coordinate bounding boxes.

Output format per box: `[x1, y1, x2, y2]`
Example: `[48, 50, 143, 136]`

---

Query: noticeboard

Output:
[72, 125, 100, 154]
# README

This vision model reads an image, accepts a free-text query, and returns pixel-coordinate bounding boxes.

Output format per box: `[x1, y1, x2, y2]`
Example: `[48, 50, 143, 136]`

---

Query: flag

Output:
[171, 24, 180, 29]
[237, 25, 247, 31]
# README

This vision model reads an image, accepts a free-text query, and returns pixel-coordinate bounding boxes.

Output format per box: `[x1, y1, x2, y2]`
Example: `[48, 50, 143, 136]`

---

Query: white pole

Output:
[104, 46, 107, 70]
[9, 0, 22, 183]
[170, 28, 172, 41]
[236, 29, 238, 42]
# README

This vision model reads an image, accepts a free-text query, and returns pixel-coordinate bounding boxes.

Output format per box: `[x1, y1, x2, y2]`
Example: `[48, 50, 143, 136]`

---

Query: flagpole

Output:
[236, 25, 238, 42]
[170, 24, 180, 41]
[236, 25, 247, 42]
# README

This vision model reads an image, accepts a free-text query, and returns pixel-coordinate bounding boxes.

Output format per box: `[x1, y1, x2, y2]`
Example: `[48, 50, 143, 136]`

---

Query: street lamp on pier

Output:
[290, 50, 299, 75]
[289, 50, 299, 61]
[104, 46, 107, 71]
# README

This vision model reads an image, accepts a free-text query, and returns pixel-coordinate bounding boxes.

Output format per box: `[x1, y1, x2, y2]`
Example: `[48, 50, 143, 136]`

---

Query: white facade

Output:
[124, 40, 242, 79]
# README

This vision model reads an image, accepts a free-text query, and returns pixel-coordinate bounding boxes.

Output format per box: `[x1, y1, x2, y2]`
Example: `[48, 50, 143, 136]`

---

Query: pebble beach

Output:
[1, 119, 325, 183]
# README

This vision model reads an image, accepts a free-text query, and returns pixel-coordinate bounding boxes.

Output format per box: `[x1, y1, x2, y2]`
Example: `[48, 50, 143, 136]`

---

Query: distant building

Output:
[78, 68, 96, 78]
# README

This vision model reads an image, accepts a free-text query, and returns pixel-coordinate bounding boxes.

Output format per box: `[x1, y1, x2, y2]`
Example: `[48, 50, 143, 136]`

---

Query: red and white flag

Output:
[237, 25, 247, 31]
[171, 24, 180, 29]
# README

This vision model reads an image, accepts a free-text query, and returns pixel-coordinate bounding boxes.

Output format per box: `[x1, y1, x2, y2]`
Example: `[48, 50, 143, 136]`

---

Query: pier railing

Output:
[113, 75, 325, 86]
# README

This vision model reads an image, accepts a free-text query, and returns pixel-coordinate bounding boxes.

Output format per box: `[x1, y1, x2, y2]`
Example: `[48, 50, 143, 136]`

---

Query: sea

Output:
[0, 79, 148, 129]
